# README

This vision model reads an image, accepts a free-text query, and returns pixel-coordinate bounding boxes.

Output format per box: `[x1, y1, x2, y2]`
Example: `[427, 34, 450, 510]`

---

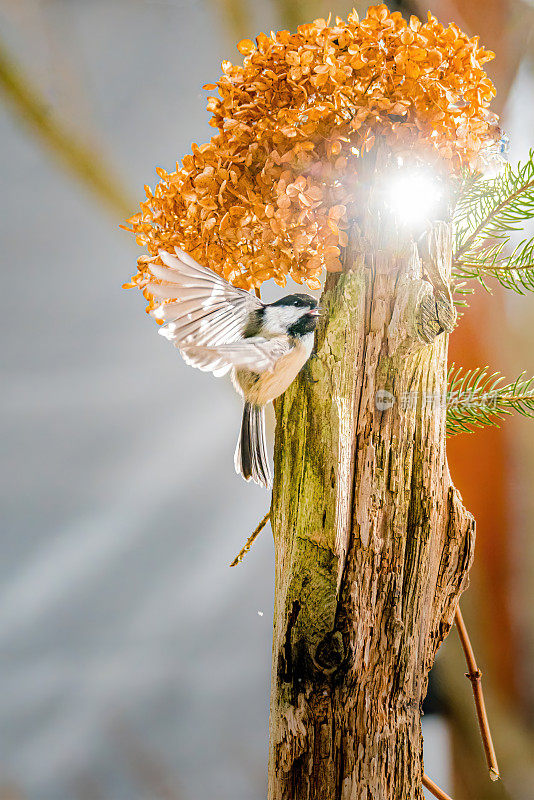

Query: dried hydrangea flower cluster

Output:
[125, 4, 496, 308]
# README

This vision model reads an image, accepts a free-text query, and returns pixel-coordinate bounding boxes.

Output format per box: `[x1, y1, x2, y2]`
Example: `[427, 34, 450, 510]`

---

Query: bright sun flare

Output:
[385, 169, 442, 227]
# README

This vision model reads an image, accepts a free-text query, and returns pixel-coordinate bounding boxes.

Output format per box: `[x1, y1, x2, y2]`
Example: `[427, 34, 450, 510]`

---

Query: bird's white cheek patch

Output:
[262, 306, 303, 335]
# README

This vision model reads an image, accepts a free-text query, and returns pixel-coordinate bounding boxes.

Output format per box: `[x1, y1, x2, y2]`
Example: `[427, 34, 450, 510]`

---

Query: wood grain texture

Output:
[268, 218, 474, 800]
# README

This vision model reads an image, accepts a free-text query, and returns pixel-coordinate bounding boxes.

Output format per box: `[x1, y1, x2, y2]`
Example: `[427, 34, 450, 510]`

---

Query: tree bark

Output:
[267, 212, 475, 800]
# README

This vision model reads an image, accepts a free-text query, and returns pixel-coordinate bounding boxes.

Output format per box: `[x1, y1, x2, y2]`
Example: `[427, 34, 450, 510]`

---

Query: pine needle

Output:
[452, 151, 534, 294]
[447, 364, 534, 435]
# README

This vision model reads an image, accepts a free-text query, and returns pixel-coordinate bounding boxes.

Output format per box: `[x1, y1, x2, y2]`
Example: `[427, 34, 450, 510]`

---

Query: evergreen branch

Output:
[454, 247, 534, 294]
[446, 365, 534, 435]
[454, 172, 534, 259]
[452, 151, 534, 293]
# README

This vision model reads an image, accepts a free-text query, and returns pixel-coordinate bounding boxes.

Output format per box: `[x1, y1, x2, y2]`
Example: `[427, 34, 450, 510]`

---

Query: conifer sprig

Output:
[453, 151, 534, 294]
[447, 365, 534, 435]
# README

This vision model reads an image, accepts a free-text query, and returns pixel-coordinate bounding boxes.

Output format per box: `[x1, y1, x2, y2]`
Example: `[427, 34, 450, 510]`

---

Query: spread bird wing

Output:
[181, 337, 294, 375]
[146, 248, 263, 376]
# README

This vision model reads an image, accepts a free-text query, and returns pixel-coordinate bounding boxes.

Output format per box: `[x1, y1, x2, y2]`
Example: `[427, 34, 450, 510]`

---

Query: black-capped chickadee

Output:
[146, 248, 320, 488]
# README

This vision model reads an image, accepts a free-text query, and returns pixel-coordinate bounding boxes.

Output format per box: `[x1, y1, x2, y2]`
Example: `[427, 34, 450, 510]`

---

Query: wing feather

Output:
[155, 299, 227, 324]
[145, 249, 262, 374]
[181, 337, 293, 374]
[162, 307, 243, 345]
[146, 283, 229, 304]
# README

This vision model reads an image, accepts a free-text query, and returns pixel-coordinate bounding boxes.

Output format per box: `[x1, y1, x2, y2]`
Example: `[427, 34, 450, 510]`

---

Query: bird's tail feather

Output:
[234, 403, 272, 488]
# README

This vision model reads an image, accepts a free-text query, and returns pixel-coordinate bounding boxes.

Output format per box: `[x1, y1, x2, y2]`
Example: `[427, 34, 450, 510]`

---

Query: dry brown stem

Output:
[0, 36, 134, 218]
[422, 772, 454, 800]
[454, 604, 500, 781]
[229, 511, 271, 567]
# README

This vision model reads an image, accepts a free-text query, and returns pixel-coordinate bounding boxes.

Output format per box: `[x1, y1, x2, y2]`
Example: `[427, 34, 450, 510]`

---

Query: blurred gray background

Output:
[1, 2, 534, 800]
[1, 3, 276, 798]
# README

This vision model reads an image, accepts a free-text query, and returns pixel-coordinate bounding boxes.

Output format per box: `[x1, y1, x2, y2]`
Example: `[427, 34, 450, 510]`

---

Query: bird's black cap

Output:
[269, 293, 317, 309]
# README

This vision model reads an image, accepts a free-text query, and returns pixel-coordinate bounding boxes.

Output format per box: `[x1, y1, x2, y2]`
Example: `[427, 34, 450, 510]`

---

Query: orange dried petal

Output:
[127, 4, 498, 297]
[237, 39, 256, 55]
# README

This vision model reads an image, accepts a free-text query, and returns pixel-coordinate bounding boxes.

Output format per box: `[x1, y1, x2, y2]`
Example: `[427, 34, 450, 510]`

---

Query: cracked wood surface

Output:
[268, 220, 474, 800]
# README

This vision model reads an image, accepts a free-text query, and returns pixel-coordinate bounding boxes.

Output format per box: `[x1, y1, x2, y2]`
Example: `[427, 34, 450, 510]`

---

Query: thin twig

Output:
[454, 605, 500, 781]
[455, 260, 534, 273]
[422, 773, 454, 800]
[229, 510, 270, 567]
[210, 0, 253, 42]
[362, 72, 379, 97]
[272, 0, 302, 31]
[482, 392, 534, 404]
[0, 36, 135, 219]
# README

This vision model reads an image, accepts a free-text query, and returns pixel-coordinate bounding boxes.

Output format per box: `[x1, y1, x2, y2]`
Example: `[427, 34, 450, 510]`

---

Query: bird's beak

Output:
[309, 307, 322, 316]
